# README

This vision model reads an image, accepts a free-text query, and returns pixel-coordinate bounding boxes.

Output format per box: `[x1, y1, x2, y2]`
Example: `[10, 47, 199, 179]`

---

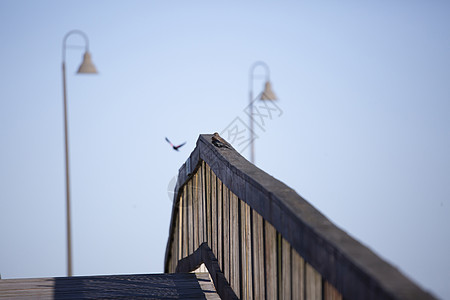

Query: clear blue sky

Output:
[1, 1, 449, 298]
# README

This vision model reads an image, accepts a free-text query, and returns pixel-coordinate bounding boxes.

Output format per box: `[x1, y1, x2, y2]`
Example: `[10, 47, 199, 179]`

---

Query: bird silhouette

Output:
[165, 137, 186, 151]
[211, 132, 230, 148]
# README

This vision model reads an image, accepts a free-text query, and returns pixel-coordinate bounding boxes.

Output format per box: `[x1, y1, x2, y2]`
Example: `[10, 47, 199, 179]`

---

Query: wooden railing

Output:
[164, 134, 435, 300]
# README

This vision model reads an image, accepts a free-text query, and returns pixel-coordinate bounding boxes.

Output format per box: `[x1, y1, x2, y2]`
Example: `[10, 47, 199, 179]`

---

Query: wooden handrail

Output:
[164, 134, 436, 300]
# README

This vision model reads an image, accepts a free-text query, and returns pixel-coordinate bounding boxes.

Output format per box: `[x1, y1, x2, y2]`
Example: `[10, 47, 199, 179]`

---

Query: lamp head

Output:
[260, 81, 277, 100]
[77, 51, 98, 74]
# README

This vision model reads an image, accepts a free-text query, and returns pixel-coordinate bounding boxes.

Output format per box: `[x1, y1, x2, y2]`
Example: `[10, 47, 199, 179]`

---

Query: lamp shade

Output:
[260, 81, 277, 100]
[77, 51, 98, 74]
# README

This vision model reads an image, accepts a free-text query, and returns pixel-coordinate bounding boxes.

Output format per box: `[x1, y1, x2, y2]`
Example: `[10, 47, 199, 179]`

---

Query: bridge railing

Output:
[164, 134, 435, 300]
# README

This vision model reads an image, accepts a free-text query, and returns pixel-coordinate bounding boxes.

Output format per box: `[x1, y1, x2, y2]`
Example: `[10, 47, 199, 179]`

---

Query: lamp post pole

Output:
[61, 30, 98, 277]
[248, 61, 276, 164]
[62, 53, 72, 278]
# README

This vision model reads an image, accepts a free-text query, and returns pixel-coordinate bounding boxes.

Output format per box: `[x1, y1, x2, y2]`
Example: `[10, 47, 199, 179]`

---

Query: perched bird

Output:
[165, 137, 186, 151]
[212, 132, 230, 148]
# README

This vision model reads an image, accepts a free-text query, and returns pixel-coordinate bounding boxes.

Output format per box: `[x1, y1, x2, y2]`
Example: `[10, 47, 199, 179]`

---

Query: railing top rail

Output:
[165, 134, 435, 300]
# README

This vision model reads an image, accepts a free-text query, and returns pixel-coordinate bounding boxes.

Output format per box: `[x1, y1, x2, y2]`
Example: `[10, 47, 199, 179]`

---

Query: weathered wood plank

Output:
[277, 232, 282, 299]
[197, 163, 205, 246]
[247, 205, 253, 300]
[193, 172, 199, 250]
[182, 189, 188, 258]
[205, 163, 212, 246]
[211, 169, 217, 257]
[217, 177, 223, 273]
[222, 184, 230, 284]
[201, 161, 207, 243]
[230, 193, 240, 297]
[306, 262, 322, 300]
[240, 201, 253, 300]
[187, 178, 194, 255]
[265, 220, 277, 300]
[0, 273, 220, 299]
[292, 248, 305, 300]
[178, 194, 183, 263]
[240, 200, 248, 300]
[170, 210, 179, 273]
[281, 237, 292, 300]
[252, 210, 265, 300]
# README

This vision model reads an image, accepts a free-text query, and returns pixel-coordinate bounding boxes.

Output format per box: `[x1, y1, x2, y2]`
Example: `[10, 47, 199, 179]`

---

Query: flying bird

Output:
[165, 137, 186, 151]
[212, 132, 230, 148]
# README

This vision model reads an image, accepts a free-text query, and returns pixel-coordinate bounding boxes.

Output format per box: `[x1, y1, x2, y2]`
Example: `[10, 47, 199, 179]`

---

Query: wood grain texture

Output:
[211, 170, 217, 257]
[252, 210, 265, 300]
[292, 247, 305, 300]
[217, 177, 223, 273]
[306, 262, 322, 300]
[197, 165, 205, 247]
[193, 172, 199, 251]
[281, 237, 291, 300]
[178, 196, 183, 263]
[200, 161, 207, 244]
[230, 193, 240, 296]
[187, 179, 193, 255]
[0, 273, 220, 299]
[205, 163, 212, 246]
[222, 184, 230, 284]
[265, 220, 277, 300]
[182, 190, 188, 258]
[244, 203, 253, 300]
[240, 200, 247, 300]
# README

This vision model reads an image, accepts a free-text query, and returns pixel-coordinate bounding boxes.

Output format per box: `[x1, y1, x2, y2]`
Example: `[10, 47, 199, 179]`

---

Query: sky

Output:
[0, 0, 449, 298]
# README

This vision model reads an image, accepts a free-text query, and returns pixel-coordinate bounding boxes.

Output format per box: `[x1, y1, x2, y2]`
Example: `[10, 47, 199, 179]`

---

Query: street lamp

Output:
[62, 30, 98, 277]
[248, 61, 277, 164]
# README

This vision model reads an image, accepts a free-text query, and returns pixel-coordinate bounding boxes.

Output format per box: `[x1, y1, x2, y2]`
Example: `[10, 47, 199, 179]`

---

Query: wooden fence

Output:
[164, 134, 435, 300]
